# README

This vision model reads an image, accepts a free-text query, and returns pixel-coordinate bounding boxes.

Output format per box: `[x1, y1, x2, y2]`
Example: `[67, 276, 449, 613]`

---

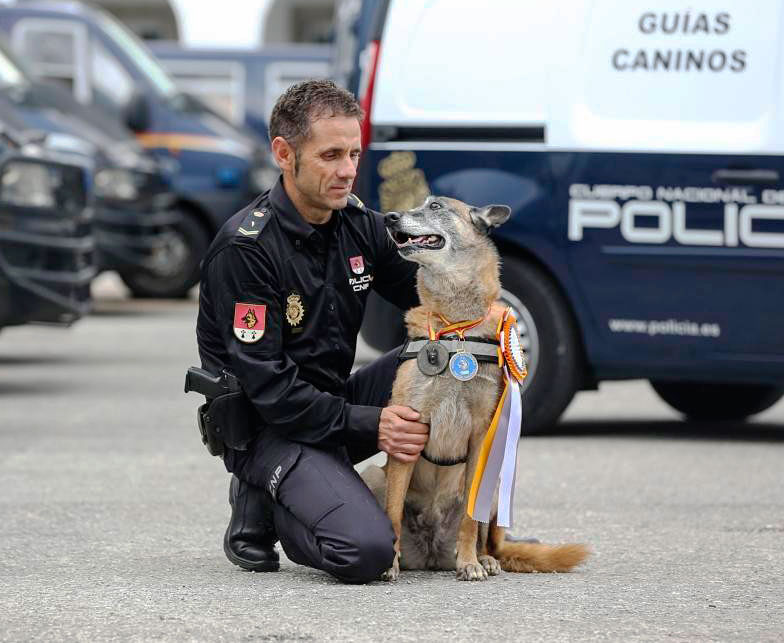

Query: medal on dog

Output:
[417, 340, 449, 376]
[449, 351, 478, 381]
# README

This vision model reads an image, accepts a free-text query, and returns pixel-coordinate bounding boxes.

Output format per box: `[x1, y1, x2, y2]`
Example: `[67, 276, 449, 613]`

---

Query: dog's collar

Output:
[399, 337, 500, 364]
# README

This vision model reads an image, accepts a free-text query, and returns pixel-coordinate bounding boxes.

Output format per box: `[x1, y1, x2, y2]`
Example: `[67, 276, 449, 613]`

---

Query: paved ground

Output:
[1, 274, 783, 642]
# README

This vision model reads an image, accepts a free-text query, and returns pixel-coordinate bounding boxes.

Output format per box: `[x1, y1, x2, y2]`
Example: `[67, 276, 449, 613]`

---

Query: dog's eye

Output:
[429, 201, 441, 210]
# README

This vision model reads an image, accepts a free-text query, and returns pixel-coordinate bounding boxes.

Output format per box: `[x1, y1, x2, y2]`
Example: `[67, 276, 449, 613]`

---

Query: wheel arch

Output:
[174, 197, 218, 239]
[494, 238, 595, 389]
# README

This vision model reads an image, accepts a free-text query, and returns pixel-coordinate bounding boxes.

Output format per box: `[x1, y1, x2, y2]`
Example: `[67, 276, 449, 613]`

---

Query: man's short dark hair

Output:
[268, 79, 364, 152]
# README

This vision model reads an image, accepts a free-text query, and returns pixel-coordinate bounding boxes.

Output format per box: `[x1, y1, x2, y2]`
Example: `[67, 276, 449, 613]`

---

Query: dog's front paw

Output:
[478, 554, 501, 576]
[381, 554, 400, 582]
[456, 562, 488, 581]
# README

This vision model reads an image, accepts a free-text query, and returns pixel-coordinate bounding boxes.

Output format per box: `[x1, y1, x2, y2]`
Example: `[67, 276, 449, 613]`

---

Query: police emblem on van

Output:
[233, 303, 265, 343]
[349, 255, 365, 274]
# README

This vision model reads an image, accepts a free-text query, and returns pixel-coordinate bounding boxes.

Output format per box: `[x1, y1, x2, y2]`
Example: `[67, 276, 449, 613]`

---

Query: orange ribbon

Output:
[427, 307, 491, 341]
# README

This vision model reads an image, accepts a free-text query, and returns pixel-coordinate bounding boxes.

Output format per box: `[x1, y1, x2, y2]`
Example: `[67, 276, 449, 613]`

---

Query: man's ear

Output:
[469, 205, 512, 235]
[271, 136, 295, 173]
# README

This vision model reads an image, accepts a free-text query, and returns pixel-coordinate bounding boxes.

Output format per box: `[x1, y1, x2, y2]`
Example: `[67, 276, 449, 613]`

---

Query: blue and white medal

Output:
[449, 350, 479, 381]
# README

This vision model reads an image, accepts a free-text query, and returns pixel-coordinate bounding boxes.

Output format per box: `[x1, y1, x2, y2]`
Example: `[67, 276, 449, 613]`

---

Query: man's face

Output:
[285, 115, 361, 212]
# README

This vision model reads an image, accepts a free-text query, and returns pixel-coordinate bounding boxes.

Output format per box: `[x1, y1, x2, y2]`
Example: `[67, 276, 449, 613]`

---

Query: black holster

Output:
[186, 367, 260, 457]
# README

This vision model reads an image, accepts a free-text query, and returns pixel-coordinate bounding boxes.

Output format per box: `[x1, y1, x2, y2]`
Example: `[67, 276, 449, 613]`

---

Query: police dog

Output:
[361, 196, 589, 581]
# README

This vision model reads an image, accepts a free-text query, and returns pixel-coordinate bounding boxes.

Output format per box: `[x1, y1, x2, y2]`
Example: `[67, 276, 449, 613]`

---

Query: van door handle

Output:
[711, 169, 780, 185]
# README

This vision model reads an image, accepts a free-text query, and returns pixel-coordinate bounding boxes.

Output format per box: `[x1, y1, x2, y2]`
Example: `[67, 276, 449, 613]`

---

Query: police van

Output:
[0, 36, 179, 299]
[348, 0, 784, 430]
[0, 1, 272, 297]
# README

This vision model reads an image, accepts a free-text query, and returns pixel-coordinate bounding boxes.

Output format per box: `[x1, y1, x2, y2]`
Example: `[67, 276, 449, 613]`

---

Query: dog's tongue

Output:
[411, 235, 429, 244]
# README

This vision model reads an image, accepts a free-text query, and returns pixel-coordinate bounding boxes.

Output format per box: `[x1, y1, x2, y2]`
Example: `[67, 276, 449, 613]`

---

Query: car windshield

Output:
[0, 41, 26, 89]
[94, 9, 177, 98]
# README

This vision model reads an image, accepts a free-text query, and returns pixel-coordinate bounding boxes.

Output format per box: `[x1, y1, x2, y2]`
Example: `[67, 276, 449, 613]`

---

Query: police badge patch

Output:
[233, 302, 266, 343]
[285, 293, 305, 327]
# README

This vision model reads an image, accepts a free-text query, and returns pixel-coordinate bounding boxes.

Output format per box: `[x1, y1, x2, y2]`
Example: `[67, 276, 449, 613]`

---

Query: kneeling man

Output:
[196, 80, 427, 583]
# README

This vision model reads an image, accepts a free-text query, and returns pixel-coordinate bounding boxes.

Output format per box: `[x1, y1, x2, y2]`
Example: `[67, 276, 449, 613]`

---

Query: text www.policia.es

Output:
[608, 318, 721, 338]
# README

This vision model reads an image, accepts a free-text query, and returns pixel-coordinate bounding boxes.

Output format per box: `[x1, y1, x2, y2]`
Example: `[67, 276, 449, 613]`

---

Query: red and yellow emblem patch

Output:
[233, 302, 266, 343]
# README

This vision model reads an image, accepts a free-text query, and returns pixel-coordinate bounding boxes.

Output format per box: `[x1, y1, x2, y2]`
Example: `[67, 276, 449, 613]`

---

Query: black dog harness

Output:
[399, 335, 500, 466]
[399, 336, 501, 364]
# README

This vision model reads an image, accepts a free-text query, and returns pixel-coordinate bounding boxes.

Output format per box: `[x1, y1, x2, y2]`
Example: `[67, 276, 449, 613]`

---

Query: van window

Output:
[155, 58, 246, 124]
[10, 18, 90, 102]
[262, 60, 334, 124]
[90, 39, 134, 112]
[17, 29, 74, 80]
[94, 9, 177, 98]
[0, 45, 24, 88]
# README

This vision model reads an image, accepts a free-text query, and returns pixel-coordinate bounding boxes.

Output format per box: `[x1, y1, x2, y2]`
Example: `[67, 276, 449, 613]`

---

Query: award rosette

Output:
[467, 307, 527, 527]
[500, 310, 527, 382]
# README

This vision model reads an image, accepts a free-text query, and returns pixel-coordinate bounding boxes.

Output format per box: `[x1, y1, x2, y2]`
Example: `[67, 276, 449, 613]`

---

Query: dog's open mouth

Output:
[390, 231, 445, 250]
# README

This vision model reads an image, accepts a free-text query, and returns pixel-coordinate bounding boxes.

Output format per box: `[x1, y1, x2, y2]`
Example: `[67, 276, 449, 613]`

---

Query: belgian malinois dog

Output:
[361, 196, 589, 581]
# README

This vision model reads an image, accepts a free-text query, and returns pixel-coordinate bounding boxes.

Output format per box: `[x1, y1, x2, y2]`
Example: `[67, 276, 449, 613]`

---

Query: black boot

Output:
[223, 475, 280, 572]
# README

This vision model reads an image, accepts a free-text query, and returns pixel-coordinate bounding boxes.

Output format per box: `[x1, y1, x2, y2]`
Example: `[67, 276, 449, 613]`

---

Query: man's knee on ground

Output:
[322, 522, 395, 584]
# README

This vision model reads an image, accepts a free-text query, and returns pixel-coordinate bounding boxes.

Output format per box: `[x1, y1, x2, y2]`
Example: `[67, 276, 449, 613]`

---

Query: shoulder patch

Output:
[236, 207, 273, 239]
[346, 193, 367, 213]
[233, 302, 266, 343]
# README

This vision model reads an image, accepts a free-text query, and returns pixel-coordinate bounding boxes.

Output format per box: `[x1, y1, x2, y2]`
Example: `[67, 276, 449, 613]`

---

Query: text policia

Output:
[612, 11, 746, 73]
[568, 184, 784, 249]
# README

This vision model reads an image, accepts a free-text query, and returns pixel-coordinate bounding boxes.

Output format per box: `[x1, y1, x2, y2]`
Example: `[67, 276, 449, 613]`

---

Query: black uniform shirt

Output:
[197, 177, 419, 449]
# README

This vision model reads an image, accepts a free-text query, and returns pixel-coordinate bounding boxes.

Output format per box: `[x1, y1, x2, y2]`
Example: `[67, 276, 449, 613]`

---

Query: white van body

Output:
[373, 0, 784, 153]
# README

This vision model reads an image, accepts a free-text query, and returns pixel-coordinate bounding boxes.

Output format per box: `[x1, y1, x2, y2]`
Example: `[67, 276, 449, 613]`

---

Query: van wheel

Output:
[650, 381, 783, 421]
[120, 211, 209, 299]
[500, 257, 583, 433]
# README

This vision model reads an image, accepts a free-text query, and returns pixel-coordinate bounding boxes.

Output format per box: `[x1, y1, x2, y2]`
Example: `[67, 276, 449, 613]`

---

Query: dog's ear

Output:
[469, 205, 512, 235]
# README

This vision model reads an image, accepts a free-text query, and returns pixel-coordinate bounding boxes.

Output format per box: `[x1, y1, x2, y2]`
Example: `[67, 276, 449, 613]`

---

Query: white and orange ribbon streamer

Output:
[466, 308, 525, 527]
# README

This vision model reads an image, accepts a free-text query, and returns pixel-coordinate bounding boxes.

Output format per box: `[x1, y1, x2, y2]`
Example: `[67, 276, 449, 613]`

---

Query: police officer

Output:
[196, 80, 429, 583]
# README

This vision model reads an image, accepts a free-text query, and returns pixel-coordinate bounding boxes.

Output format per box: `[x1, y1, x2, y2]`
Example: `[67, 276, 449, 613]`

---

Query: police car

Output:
[345, 0, 784, 429]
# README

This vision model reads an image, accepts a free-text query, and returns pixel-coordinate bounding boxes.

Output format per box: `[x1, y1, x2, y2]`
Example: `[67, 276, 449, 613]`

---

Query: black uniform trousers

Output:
[231, 347, 401, 584]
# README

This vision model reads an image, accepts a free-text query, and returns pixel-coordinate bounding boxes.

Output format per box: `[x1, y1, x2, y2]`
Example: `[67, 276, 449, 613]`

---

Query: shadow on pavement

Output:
[538, 420, 784, 443]
[90, 298, 196, 317]
[0, 354, 73, 366]
[0, 379, 81, 396]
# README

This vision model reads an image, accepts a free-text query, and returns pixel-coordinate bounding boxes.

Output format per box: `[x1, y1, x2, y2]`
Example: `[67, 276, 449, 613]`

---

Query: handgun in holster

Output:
[184, 367, 259, 457]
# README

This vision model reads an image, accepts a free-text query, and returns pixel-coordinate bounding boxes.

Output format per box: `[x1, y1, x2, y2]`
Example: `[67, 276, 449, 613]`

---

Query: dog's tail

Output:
[488, 526, 590, 573]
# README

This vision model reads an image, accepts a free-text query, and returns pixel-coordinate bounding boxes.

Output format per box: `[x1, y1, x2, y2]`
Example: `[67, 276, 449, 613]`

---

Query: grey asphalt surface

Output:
[1, 274, 783, 642]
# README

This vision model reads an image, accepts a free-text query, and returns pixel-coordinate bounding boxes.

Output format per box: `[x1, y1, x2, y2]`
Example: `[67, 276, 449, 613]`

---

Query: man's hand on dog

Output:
[378, 406, 429, 463]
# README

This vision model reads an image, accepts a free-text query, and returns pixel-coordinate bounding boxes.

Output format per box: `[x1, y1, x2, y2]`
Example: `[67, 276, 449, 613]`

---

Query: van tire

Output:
[500, 256, 583, 433]
[650, 381, 783, 421]
[120, 211, 209, 299]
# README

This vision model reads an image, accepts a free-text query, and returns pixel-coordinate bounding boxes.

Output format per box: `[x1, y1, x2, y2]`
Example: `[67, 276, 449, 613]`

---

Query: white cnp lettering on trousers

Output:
[568, 200, 784, 248]
[268, 464, 283, 499]
[348, 274, 374, 291]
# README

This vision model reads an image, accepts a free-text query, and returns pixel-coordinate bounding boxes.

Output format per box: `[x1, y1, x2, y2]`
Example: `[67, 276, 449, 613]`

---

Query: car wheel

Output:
[650, 381, 784, 421]
[120, 211, 209, 299]
[499, 256, 583, 433]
